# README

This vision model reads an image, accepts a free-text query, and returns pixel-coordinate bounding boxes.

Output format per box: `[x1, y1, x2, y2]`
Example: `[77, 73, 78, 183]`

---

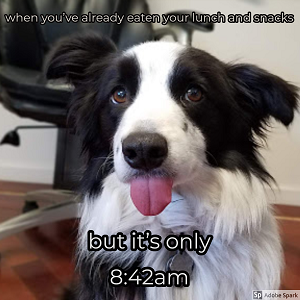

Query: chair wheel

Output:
[22, 201, 39, 213]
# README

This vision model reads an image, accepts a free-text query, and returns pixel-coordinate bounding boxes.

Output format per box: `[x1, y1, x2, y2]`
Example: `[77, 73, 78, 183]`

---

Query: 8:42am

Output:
[109, 267, 190, 287]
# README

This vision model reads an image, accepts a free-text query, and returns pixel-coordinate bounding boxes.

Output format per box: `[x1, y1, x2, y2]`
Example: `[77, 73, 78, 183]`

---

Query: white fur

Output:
[79, 171, 282, 300]
[78, 42, 282, 300]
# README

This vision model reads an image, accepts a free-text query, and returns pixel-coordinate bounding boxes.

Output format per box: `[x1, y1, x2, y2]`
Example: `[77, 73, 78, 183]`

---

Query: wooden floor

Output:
[0, 181, 299, 299]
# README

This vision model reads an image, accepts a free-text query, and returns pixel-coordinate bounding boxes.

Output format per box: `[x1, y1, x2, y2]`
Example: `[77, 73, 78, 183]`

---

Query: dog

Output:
[46, 33, 299, 300]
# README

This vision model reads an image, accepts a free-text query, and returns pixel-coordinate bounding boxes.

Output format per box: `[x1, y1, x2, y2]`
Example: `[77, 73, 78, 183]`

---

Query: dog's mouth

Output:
[119, 131, 176, 216]
[130, 176, 173, 216]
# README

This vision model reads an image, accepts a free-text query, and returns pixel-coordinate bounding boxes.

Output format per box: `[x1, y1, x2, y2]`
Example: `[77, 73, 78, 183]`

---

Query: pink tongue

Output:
[130, 178, 173, 216]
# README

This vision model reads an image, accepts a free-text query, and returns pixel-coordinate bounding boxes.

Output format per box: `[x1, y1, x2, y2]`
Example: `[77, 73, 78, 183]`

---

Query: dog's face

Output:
[47, 33, 298, 215]
[113, 42, 207, 187]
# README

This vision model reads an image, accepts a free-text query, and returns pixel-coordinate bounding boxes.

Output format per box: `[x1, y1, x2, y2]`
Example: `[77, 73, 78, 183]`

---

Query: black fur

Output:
[46, 33, 141, 196]
[46, 32, 117, 85]
[47, 33, 143, 299]
[76, 257, 145, 300]
[169, 47, 298, 182]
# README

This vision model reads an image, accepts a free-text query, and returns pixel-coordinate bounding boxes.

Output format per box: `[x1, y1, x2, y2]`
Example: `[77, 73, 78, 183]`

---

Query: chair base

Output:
[0, 190, 80, 240]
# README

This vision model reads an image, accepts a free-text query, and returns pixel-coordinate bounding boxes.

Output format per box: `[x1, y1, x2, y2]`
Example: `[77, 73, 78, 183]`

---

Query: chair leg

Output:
[0, 200, 80, 240]
[22, 200, 39, 213]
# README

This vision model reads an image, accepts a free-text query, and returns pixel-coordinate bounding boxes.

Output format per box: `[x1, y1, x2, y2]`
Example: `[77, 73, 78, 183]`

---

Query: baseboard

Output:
[0, 165, 54, 184]
[267, 187, 300, 207]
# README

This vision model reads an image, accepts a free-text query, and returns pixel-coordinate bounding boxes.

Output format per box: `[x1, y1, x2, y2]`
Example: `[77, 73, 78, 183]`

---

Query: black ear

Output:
[46, 32, 117, 85]
[227, 64, 299, 127]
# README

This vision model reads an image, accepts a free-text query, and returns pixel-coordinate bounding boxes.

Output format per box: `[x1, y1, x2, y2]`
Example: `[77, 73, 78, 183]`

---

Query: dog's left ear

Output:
[227, 64, 299, 127]
[45, 32, 117, 86]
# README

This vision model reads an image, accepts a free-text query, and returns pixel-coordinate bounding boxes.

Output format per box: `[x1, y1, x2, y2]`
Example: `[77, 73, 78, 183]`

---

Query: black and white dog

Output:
[47, 33, 298, 300]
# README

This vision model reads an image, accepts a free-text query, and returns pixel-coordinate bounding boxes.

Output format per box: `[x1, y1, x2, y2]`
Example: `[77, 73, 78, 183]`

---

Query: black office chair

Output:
[0, 0, 214, 239]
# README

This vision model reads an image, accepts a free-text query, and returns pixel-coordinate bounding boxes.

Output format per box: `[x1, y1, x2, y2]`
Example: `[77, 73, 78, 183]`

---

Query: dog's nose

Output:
[122, 132, 168, 170]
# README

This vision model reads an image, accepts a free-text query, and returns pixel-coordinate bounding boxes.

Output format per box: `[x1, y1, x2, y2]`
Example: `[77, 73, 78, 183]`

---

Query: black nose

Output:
[122, 132, 168, 170]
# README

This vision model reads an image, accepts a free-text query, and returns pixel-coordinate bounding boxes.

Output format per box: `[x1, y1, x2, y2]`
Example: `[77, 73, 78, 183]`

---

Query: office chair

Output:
[0, 0, 214, 240]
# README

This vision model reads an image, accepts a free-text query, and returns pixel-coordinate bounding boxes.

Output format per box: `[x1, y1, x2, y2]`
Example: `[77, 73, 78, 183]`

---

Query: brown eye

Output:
[185, 87, 202, 102]
[112, 88, 127, 104]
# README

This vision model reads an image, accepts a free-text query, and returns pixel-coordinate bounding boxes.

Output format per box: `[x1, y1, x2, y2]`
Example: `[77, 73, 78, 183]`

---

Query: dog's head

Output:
[47, 33, 298, 216]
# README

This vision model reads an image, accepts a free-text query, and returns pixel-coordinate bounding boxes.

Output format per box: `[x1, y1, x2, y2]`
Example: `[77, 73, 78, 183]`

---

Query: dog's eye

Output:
[184, 87, 202, 102]
[111, 88, 127, 104]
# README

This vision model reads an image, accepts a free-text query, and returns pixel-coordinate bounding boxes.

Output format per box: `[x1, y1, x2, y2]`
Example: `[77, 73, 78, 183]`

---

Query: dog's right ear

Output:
[46, 33, 117, 86]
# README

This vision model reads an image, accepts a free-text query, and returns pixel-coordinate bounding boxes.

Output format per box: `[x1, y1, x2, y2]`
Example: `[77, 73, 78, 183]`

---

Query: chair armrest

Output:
[0, 65, 71, 126]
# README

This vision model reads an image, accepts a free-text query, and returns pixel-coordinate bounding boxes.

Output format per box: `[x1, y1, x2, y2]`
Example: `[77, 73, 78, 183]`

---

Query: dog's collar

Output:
[165, 193, 194, 286]
[171, 191, 185, 203]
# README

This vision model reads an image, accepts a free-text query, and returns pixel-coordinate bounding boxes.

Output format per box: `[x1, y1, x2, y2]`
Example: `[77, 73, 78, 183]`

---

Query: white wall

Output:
[0, 106, 57, 184]
[0, 0, 299, 204]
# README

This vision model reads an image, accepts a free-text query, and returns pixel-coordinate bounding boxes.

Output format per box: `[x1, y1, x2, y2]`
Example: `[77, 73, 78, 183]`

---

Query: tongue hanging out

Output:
[130, 177, 173, 216]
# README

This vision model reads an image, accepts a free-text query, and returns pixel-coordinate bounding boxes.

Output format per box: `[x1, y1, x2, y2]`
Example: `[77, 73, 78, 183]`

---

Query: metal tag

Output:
[166, 251, 194, 286]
